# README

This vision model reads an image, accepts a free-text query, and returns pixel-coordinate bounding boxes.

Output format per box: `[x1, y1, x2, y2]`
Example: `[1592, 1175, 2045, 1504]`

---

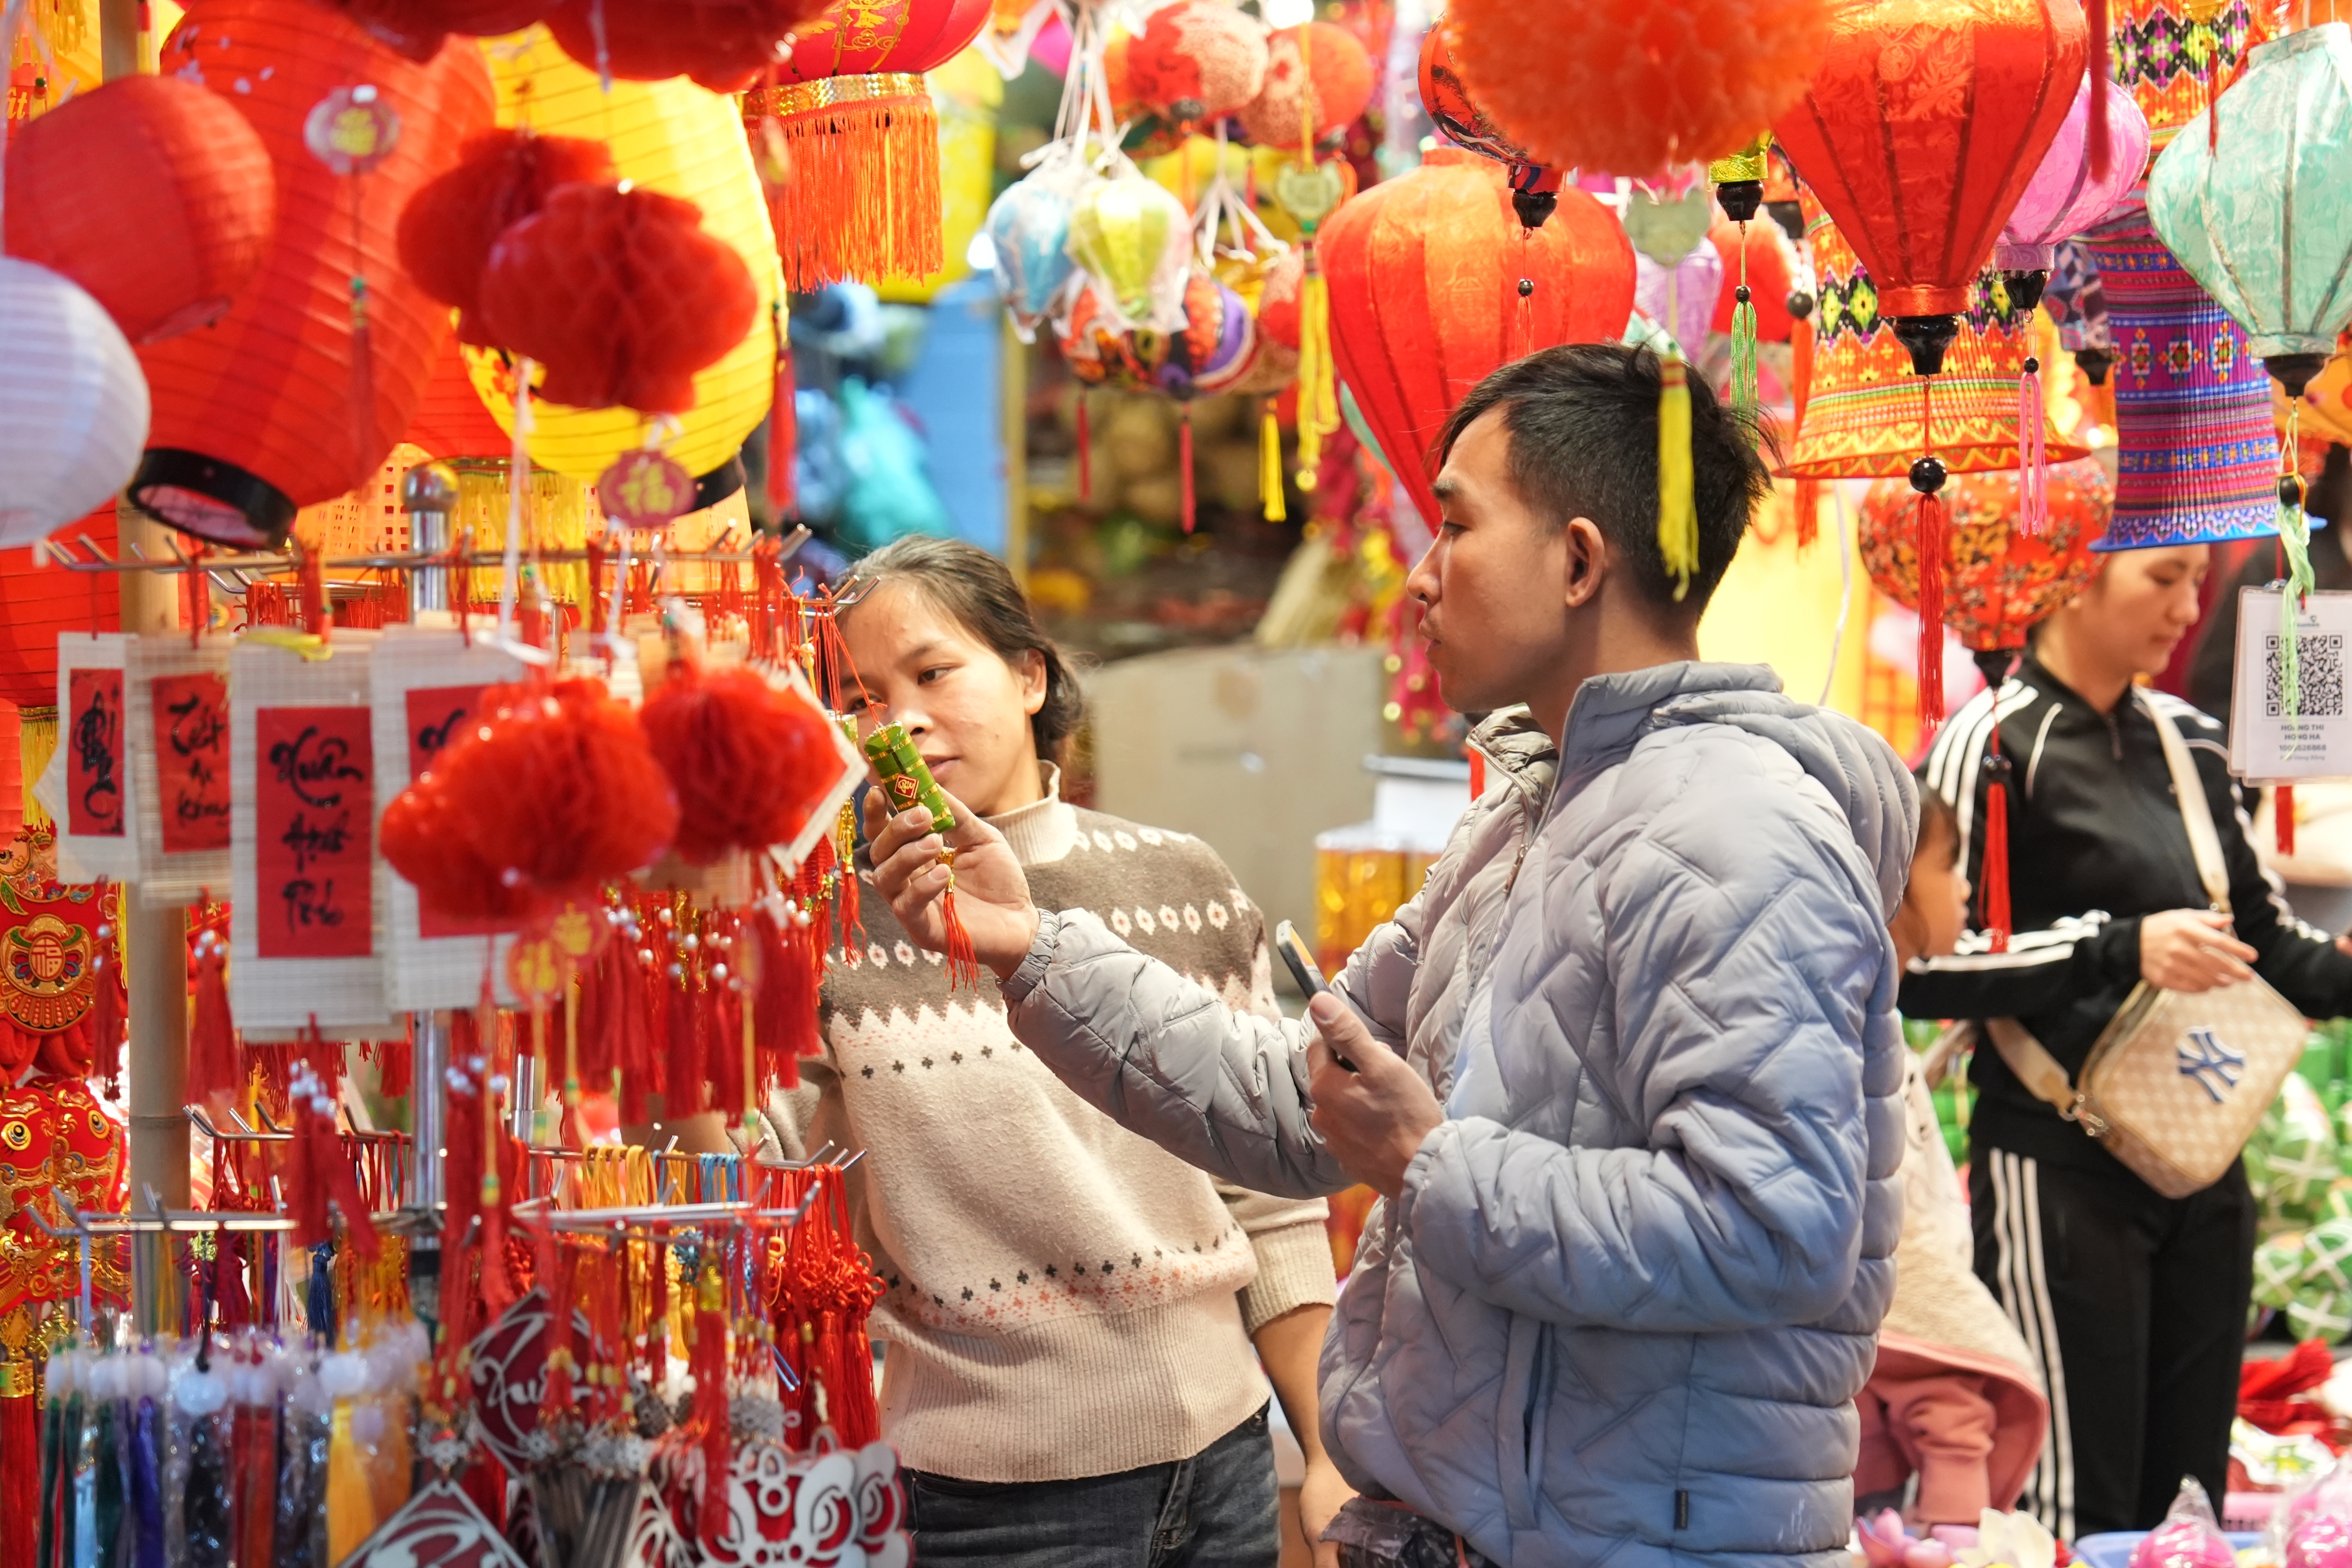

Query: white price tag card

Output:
[2232, 585, 2352, 780]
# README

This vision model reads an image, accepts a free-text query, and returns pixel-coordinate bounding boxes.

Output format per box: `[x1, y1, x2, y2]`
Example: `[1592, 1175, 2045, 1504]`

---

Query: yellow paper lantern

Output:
[460, 27, 780, 486]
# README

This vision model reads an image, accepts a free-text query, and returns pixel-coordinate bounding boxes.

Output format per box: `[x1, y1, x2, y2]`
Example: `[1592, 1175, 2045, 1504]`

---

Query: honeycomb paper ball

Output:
[1237, 21, 1373, 150]
[1121, 0, 1266, 126]
[1446, 0, 1831, 176]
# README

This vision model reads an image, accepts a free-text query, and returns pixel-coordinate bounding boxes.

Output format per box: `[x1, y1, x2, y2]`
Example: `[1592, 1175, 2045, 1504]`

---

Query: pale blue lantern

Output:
[986, 162, 1088, 342]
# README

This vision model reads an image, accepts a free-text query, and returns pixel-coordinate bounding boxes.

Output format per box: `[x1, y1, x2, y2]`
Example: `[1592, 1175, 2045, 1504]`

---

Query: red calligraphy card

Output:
[150, 672, 231, 854]
[404, 684, 496, 941]
[254, 706, 374, 960]
[65, 669, 125, 838]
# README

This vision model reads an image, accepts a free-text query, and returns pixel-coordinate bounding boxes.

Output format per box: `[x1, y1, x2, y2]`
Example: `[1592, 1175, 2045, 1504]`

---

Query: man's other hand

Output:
[1303, 993, 1444, 1199]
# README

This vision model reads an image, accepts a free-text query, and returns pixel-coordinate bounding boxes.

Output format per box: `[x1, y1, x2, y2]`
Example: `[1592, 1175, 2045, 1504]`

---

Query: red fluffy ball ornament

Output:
[542, 0, 835, 91]
[4, 75, 276, 343]
[396, 128, 616, 345]
[1237, 21, 1374, 151]
[474, 183, 760, 414]
[318, 0, 554, 62]
[1444, 0, 1832, 177]
[639, 662, 851, 865]
[1123, 0, 1268, 128]
[381, 678, 678, 918]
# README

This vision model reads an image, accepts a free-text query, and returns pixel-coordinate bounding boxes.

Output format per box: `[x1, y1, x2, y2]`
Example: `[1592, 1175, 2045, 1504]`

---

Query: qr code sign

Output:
[2266, 632, 2347, 718]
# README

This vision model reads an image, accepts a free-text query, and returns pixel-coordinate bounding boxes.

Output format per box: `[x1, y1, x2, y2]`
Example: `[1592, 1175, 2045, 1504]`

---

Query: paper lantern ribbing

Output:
[1860, 458, 2112, 652]
[2079, 211, 2279, 549]
[2149, 24, 2352, 393]
[1447, 0, 1831, 177]
[543, 0, 834, 91]
[1996, 79, 2151, 278]
[2114, 0, 2273, 154]
[744, 0, 993, 289]
[132, 0, 496, 549]
[396, 129, 617, 345]
[4, 75, 276, 345]
[1121, 0, 1267, 128]
[461, 30, 780, 486]
[1772, 0, 2086, 372]
[477, 185, 759, 415]
[1066, 170, 1192, 335]
[0, 260, 150, 548]
[402, 336, 508, 458]
[1236, 22, 1374, 151]
[1787, 198, 2087, 480]
[1318, 148, 1637, 528]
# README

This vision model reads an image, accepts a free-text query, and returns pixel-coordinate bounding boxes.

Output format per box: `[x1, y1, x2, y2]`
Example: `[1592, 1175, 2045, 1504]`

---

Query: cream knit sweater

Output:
[760, 770, 1335, 1483]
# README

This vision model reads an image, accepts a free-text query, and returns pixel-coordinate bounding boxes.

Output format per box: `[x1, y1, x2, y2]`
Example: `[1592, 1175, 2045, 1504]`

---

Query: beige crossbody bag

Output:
[1984, 694, 2310, 1198]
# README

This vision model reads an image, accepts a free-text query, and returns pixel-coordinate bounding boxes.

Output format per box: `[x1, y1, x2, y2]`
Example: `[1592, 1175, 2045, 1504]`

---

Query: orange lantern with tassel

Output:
[743, 0, 994, 290]
[1318, 147, 1635, 531]
[129, 0, 495, 550]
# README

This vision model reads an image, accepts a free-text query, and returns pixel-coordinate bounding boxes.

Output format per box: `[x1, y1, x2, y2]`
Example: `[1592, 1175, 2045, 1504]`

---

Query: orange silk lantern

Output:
[1237, 22, 1375, 151]
[4, 76, 276, 345]
[743, 0, 994, 289]
[1772, 0, 2087, 374]
[129, 0, 495, 550]
[1318, 146, 1636, 528]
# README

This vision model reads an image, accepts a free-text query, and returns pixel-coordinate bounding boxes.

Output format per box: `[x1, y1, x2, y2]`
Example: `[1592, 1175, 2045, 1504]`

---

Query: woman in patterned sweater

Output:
[755, 536, 1345, 1568]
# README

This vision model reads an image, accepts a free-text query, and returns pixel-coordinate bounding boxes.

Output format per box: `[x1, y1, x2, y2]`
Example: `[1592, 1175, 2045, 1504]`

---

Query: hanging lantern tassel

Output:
[768, 316, 797, 520]
[1295, 246, 1337, 491]
[1790, 288, 1819, 550]
[1180, 407, 1196, 535]
[2018, 354, 2049, 536]
[753, 78, 945, 291]
[1260, 398, 1287, 522]
[1912, 453, 1951, 734]
[187, 927, 239, 1110]
[1980, 717, 2014, 952]
[2278, 782, 2298, 856]
[693, 1263, 730, 1554]
[2087, 0, 2111, 178]
[939, 852, 983, 992]
[1657, 352, 1698, 601]
[1731, 271, 1759, 425]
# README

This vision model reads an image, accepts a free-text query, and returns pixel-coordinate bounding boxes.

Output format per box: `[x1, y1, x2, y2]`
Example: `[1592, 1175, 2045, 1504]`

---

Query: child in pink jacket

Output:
[1860, 793, 2049, 1526]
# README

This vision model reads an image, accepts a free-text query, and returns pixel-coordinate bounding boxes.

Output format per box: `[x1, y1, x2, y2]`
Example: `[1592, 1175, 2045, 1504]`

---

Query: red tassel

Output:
[768, 329, 797, 518]
[1917, 492, 1948, 734]
[1180, 408, 1196, 535]
[692, 1268, 730, 1555]
[187, 928, 239, 1109]
[1794, 479, 1821, 551]
[233, 1402, 277, 1568]
[1075, 394, 1092, 503]
[940, 870, 982, 993]
[2, 1385, 34, 1568]
[1981, 777, 2013, 952]
[2088, 0, 2112, 178]
[2019, 359, 2048, 536]
[2280, 783, 2297, 857]
[89, 918, 126, 1096]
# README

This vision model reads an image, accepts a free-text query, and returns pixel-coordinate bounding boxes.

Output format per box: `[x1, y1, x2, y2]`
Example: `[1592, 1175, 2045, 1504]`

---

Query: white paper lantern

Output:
[0, 256, 150, 545]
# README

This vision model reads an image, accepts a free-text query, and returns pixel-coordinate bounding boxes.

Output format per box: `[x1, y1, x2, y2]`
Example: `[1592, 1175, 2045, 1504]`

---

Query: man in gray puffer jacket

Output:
[869, 345, 1914, 1568]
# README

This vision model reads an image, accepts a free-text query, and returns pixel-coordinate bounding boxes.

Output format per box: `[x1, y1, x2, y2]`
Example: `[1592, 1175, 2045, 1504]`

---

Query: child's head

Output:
[1892, 791, 1971, 969]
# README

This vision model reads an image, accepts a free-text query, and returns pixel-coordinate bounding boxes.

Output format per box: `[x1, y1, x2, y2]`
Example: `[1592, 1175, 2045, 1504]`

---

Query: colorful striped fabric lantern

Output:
[2077, 210, 2278, 549]
[2113, 0, 2273, 155]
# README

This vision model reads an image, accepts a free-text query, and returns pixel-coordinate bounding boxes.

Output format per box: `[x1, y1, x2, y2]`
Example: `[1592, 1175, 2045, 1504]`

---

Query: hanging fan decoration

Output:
[395, 128, 617, 346]
[1237, 21, 1374, 152]
[129, 0, 495, 551]
[742, 0, 994, 290]
[4, 74, 277, 345]
[1447, 0, 1832, 178]
[0, 259, 150, 549]
[1415, 21, 1559, 231]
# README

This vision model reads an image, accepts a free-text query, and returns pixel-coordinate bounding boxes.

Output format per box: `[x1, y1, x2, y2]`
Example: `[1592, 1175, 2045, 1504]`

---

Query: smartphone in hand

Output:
[1274, 919, 1357, 1072]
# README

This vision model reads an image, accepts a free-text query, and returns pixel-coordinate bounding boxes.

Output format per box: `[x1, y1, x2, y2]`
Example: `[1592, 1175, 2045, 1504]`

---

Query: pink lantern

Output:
[1635, 241, 1723, 358]
[1996, 80, 2152, 279]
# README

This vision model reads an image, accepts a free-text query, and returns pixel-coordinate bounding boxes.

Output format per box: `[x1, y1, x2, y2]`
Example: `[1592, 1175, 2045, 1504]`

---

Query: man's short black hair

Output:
[1434, 343, 1775, 615]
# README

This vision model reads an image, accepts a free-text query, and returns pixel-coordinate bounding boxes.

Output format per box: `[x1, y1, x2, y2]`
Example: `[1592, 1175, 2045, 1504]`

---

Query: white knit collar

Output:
[988, 762, 1077, 867]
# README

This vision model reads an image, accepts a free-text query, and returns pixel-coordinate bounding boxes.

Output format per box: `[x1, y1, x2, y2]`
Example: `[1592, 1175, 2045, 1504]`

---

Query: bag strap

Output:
[1984, 1015, 2085, 1118]
[2139, 691, 2233, 915]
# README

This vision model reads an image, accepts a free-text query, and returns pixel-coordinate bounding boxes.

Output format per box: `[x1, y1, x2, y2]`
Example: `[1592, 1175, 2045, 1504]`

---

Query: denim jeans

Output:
[904, 1404, 1281, 1568]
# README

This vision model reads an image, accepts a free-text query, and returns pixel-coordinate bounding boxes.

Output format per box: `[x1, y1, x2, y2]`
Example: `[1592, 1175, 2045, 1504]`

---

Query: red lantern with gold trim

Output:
[1318, 146, 1636, 530]
[4, 75, 276, 345]
[129, 0, 495, 551]
[743, 0, 993, 290]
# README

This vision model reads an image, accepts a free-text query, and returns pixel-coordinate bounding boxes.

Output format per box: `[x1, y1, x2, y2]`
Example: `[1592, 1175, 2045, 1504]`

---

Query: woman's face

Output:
[841, 579, 1047, 819]
[2065, 545, 2211, 678]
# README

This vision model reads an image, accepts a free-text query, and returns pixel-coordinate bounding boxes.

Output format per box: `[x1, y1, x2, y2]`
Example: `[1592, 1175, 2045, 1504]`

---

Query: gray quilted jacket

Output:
[1000, 663, 1913, 1568]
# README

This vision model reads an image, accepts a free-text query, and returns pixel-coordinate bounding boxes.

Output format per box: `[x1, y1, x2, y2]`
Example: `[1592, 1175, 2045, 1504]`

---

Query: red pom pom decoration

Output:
[1445, 0, 1830, 176]
[5, 75, 276, 344]
[475, 184, 760, 414]
[318, 0, 554, 62]
[1238, 22, 1373, 150]
[386, 678, 678, 912]
[396, 129, 616, 347]
[639, 662, 848, 865]
[1122, 0, 1268, 127]
[543, 0, 833, 92]
[380, 771, 553, 925]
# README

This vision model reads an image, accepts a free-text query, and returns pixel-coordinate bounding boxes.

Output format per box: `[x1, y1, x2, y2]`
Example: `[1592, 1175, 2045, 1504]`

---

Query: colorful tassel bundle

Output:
[1657, 353, 1697, 600]
[2018, 355, 2049, 536]
[751, 80, 945, 291]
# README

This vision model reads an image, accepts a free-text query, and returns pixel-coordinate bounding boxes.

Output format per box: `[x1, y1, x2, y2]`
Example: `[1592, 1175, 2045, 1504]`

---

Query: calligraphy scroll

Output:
[127, 635, 233, 908]
[36, 635, 138, 885]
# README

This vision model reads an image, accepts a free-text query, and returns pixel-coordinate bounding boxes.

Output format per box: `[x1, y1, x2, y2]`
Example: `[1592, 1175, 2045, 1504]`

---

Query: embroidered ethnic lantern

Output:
[1861, 457, 2112, 653]
[1772, 0, 2087, 378]
[129, 0, 495, 550]
[459, 28, 781, 487]
[743, 0, 994, 290]
[1119, 0, 1267, 130]
[2113, 0, 2273, 154]
[1445, 0, 1831, 178]
[0, 260, 149, 549]
[4, 75, 276, 344]
[2077, 210, 2278, 549]
[1414, 21, 1559, 230]
[1317, 147, 1636, 529]
[1236, 22, 1374, 152]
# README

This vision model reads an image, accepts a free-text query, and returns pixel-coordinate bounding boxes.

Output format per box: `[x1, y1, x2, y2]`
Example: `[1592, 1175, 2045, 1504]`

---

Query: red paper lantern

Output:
[1121, 0, 1267, 128]
[1318, 146, 1636, 529]
[743, 0, 993, 289]
[1447, 0, 1832, 178]
[131, 0, 495, 550]
[395, 128, 616, 345]
[542, 0, 834, 92]
[4, 75, 275, 344]
[402, 334, 509, 459]
[319, 0, 554, 63]
[1771, 0, 2087, 367]
[476, 183, 759, 414]
[1860, 458, 2111, 652]
[1236, 21, 1371, 151]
